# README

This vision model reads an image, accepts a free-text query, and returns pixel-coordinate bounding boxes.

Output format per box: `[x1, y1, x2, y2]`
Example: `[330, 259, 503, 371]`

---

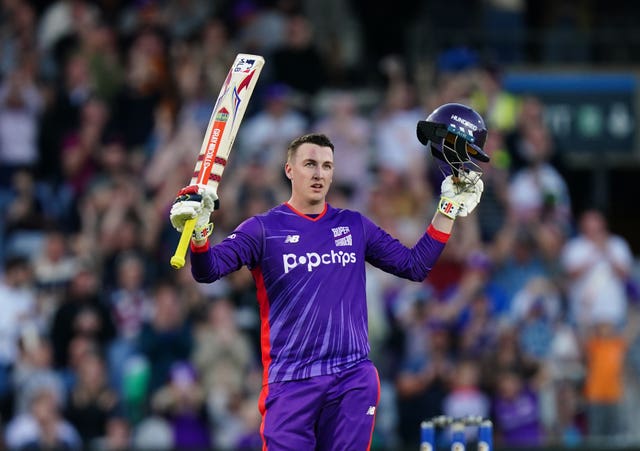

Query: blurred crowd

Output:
[0, 0, 639, 450]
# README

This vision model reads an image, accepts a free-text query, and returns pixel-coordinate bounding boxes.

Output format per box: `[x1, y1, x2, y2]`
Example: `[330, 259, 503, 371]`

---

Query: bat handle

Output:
[170, 218, 196, 269]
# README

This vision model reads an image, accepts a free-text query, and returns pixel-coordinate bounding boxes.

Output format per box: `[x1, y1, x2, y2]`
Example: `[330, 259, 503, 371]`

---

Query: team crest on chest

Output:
[332, 226, 352, 247]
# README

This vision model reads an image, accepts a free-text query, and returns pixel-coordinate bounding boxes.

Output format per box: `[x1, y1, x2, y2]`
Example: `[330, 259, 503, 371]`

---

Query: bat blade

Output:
[170, 54, 265, 269]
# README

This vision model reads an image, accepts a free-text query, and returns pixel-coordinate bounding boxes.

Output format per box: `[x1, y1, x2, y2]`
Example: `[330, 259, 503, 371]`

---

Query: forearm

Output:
[431, 211, 454, 234]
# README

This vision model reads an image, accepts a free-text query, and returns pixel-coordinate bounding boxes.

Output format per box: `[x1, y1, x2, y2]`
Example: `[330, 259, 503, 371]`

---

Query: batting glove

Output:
[170, 184, 219, 244]
[438, 170, 484, 219]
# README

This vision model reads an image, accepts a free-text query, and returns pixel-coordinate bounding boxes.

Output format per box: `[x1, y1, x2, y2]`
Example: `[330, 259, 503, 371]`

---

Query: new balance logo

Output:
[284, 235, 300, 243]
[366, 406, 376, 416]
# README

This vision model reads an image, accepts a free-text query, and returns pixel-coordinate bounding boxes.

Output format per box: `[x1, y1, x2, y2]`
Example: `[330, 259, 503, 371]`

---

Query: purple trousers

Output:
[258, 359, 380, 450]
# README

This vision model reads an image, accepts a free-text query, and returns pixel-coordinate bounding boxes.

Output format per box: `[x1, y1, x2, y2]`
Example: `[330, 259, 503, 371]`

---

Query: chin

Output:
[307, 194, 325, 205]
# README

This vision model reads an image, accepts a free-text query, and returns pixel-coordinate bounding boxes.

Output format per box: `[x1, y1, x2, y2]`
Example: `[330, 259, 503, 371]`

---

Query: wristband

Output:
[438, 197, 460, 219]
[192, 222, 214, 246]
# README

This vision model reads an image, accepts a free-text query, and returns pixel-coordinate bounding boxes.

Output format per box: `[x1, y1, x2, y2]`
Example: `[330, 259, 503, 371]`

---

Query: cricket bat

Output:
[170, 54, 265, 269]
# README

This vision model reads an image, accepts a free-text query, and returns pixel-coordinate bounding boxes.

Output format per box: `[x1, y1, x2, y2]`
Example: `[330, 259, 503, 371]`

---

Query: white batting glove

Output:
[438, 171, 484, 219]
[170, 184, 219, 244]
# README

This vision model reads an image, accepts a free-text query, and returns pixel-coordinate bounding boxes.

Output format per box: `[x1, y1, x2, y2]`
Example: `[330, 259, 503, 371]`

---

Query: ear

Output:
[284, 162, 292, 179]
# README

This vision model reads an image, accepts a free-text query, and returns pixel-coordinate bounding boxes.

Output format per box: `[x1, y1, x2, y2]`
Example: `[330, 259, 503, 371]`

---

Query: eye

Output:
[305, 161, 315, 167]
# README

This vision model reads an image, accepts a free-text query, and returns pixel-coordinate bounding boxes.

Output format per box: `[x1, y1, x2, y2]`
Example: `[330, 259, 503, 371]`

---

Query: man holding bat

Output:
[169, 103, 489, 450]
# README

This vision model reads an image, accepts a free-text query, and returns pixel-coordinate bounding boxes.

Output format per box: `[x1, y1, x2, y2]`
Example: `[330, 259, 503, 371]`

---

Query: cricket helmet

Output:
[417, 103, 489, 177]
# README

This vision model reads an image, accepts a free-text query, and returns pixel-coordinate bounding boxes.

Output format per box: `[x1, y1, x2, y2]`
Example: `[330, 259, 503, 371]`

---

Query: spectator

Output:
[270, 13, 328, 104]
[443, 358, 490, 440]
[2, 169, 52, 258]
[481, 325, 539, 395]
[0, 2, 37, 78]
[491, 223, 553, 304]
[192, 297, 255, 408]
[472, 128, 511, 243]
[395, 318, 454, 448]
[198, 18, 238, 99]
[63, 351, 119, 447]
[105, 252, 152, 396]
[0, 255, 38, 416]
[107, 28, 168, 154]
[236, 82, 308, 173]
[312, 91, 373, 207]
[580, 315, 639, 441]
[38, 51, 94, 186]
[507, 121, 571, 228]
[373, 74, 428, 187]
[49, 264, 115, 369]
[12, 332, 65, 416]
[91, 415, 132, 451]
[0, 63, 43, 186]
[492, 367, 543, 447]
[562, 209, 633, 330]
[150, 361, 210, 450]
[227, 151, 284, 232]
[137, 281, 193, 395]
[5, 385, 81, 451]
[32, 229, 79, 309]
[131, 415, 173, 451]
[512, 278, 561, 364]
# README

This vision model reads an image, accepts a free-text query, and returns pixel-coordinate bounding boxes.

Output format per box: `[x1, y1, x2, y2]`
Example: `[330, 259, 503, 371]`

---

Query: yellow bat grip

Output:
[170, 218, 196, 269]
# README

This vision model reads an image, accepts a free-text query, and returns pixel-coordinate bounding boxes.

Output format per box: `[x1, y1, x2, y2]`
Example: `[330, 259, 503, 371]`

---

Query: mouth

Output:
[310, 183, 323, 191]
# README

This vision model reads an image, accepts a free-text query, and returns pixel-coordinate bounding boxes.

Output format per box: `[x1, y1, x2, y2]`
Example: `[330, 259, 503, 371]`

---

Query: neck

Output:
[287, 197, 326, 215]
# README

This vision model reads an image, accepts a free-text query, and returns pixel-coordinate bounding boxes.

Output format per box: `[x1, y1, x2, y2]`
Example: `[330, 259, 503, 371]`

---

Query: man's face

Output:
[286, 143, 334, 206]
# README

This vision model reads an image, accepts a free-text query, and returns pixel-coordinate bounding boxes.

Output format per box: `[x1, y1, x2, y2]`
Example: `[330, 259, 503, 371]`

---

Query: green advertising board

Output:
[502, 73, 636, 154]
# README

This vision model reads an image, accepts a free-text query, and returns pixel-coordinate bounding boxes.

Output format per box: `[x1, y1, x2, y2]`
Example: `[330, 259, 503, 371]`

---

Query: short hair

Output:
[287, 133, 334, 162]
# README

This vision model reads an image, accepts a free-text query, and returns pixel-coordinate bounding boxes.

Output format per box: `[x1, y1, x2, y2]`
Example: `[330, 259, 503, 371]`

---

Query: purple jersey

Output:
[190, 203, 447, 384]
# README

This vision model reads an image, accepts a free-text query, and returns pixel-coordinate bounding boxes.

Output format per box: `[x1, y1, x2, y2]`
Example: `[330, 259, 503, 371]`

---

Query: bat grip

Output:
[170, 218, 196, 269]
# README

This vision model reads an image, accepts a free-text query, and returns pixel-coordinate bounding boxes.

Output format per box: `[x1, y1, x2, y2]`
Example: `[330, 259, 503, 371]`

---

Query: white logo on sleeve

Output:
[284, 235, 300, 243]
[366, 406, 376, 416]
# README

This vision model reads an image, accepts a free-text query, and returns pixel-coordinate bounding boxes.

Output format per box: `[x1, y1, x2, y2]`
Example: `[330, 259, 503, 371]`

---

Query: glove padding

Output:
[438, 171, 484, 219]
[170, 184, 219, 243]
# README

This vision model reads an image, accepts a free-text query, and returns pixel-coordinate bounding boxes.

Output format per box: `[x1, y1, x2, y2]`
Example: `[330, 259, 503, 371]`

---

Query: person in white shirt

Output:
[561, 209, 633, 330]
[0, 255, 38, 402]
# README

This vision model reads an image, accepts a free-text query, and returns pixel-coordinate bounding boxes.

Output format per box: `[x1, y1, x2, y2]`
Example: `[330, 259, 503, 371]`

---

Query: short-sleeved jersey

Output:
[191, 203, 448, 384]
